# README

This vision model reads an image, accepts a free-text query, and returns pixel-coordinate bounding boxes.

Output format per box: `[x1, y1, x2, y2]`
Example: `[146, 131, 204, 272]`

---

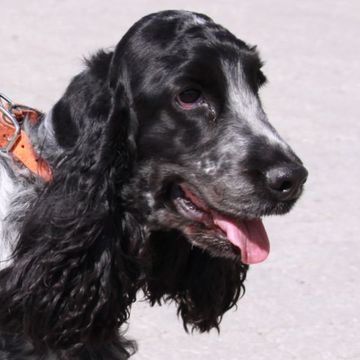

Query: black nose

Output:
[266, 164, 308, 201]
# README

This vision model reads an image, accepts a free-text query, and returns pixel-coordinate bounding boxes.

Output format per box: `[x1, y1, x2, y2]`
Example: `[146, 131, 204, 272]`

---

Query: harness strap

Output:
[0, 94, 52, 182]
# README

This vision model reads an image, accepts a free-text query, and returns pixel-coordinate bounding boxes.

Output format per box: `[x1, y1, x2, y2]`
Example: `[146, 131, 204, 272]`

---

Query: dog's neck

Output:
[0, 111, 57, 269]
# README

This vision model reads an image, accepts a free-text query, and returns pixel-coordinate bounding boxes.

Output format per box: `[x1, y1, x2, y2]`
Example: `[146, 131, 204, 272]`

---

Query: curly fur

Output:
[0, 10, 307, 360]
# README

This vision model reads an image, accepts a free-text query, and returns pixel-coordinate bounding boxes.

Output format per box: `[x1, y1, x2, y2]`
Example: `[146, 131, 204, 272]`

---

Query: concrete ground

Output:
[1, 0, 359, 359]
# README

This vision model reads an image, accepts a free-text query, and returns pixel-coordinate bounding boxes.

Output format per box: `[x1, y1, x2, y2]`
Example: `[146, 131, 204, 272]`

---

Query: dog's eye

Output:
[176, 89, 202, 109]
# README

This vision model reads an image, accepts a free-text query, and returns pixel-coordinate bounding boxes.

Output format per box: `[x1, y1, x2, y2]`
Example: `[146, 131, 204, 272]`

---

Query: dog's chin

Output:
[181, 223, 245, 262]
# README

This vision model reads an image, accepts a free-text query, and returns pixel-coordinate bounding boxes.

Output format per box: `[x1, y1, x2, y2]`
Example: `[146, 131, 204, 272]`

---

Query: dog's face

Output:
[120, 11, 308, 263]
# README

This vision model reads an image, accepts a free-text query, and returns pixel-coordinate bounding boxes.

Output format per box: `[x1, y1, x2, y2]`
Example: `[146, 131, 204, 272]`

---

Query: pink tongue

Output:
[212, 212, 270, 264]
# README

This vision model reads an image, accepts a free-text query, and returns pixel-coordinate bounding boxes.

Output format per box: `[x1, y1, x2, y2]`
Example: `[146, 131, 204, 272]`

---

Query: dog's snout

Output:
[265, 164, 308, 201]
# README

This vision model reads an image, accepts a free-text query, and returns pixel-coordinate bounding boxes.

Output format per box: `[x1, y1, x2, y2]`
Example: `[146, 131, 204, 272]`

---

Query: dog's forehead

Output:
[130, 11, 264, 81]
[141, 11, 252, 52]
[180, 21, 263, 76]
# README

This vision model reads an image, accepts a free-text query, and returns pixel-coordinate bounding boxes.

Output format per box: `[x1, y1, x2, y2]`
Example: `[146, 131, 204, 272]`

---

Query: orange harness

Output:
[0, 93, 52, 181]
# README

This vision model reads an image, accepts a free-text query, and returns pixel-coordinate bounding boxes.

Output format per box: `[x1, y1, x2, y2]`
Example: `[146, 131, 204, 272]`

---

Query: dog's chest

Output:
[0, 161, 20, 268]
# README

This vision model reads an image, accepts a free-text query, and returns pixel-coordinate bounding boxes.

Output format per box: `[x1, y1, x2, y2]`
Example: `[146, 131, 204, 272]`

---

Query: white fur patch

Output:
[0, 161, 18, 268]
[197, 159, 219, 176]
[144, 192, 155, 207]
[223, 61, 290, 149]
[192, 14, 207, 25]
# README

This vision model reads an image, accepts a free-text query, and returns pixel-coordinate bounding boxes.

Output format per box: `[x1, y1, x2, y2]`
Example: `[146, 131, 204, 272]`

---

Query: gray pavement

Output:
[1, 1, 359, 359]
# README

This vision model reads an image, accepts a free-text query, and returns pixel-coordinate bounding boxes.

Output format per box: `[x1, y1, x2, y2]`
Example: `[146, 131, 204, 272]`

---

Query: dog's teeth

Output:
[184, 199, 203, 214]
[184, 198, 199, 210]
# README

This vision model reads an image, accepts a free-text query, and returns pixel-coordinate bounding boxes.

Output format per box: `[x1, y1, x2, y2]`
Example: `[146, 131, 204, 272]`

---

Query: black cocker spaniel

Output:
[0, 10, 307, 360]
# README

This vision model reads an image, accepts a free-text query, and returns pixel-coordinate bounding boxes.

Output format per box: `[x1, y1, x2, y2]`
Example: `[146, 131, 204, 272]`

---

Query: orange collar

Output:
[0, 93, 52, 182]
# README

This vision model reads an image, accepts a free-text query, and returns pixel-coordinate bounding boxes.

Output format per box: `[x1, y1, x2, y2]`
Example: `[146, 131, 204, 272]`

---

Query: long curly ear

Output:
[142, 231, 248, 332]
[0, 63, 141, 355]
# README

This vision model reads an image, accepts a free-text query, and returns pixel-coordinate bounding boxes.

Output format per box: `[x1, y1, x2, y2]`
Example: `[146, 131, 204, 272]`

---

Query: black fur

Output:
[0, 10, 307, 359]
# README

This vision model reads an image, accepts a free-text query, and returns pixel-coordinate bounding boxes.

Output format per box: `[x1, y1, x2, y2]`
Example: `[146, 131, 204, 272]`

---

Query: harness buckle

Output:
[0, 93, 21, 153]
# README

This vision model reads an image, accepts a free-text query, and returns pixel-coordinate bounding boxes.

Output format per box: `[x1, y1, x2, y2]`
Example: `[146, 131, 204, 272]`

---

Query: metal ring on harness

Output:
[0, 94, 21, 153]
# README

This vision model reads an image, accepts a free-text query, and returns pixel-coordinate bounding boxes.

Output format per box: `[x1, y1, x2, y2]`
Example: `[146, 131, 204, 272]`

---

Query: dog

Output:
[0, 10, 308, 360]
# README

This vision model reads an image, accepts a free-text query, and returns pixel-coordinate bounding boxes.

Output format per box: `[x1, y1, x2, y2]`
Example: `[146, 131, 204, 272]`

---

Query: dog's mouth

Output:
[170, 183, 270, 264]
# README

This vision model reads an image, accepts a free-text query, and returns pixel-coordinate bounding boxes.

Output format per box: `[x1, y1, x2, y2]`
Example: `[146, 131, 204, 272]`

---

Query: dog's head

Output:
[0, 10, 308, 355]
[108, 10, 308, 264]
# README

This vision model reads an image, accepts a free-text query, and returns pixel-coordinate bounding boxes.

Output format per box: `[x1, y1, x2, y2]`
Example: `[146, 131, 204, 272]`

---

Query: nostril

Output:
[267, 171, 294, 193]
[278, 180, 293, 192]
[266, 164, 308, 200]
